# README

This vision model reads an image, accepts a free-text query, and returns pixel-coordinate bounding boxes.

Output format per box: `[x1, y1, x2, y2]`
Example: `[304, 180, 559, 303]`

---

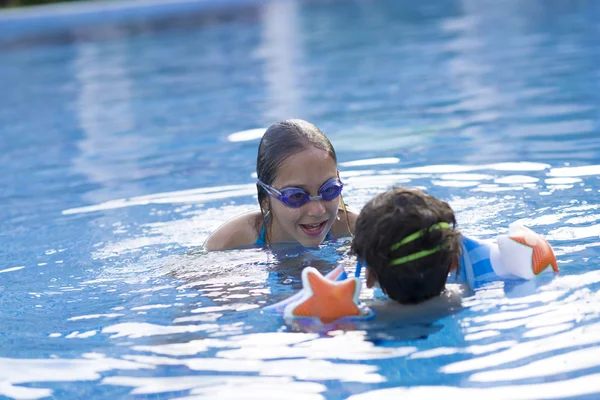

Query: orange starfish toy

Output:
[284, 267, 362, 324]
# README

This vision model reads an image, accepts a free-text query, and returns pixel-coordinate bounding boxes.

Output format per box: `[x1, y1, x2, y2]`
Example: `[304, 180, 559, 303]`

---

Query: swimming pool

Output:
[2, 0, 600, 398]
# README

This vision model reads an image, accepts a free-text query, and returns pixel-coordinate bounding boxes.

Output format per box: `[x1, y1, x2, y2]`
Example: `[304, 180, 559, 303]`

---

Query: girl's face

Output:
[267, 147, 340, 247]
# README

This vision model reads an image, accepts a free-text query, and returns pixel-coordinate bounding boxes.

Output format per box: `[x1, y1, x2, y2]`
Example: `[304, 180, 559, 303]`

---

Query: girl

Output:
[204, 119, 357, 251]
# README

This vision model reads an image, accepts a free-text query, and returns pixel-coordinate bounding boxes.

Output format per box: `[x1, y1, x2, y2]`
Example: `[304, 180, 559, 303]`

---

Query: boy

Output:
[351, 187, 462, 304]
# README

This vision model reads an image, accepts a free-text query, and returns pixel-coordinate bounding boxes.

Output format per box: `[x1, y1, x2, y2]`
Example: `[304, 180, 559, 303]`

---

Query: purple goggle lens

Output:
[258, 178, 343, 208]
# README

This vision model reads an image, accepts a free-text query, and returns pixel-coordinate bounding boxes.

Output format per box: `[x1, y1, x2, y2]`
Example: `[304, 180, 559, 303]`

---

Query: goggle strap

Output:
[389, 222, 450, 252]
[257, 180, 279, 196]
[389, 246, 442, 266]
[355, 224, 451, 272]
[388, 222, 451, 267]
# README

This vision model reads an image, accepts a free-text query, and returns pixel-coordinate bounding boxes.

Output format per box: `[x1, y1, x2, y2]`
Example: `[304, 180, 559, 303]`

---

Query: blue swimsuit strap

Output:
[255, 223, 267, 246]
[255, 218, 332, 247]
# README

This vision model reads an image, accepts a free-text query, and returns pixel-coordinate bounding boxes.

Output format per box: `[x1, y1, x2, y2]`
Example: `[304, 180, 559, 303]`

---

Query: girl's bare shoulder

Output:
[203, 211, 263, 251]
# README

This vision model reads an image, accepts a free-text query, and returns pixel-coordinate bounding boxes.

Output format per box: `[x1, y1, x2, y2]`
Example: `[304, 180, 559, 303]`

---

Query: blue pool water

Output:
[2, 0, 600, 398]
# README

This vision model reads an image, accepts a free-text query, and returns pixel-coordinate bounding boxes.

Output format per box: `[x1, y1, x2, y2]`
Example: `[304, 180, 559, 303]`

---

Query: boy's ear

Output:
[366, 269, 376, 288]
[449, 257, 458, 272]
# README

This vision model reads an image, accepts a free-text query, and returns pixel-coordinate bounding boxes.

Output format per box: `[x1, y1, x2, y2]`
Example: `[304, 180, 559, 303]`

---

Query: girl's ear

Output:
[365, 268, 376, 288]
[260, 198, 271, 214]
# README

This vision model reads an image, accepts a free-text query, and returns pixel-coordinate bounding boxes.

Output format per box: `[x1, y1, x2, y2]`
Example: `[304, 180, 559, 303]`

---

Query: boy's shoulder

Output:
[367, 284, 466, 322]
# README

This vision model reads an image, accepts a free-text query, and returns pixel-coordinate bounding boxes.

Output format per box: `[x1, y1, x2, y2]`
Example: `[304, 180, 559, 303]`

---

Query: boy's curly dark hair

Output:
[350, 187, 462, 304]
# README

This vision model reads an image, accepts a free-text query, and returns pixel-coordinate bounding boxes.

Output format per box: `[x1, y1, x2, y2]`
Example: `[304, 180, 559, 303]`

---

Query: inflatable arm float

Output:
[457, 222, 558, 287]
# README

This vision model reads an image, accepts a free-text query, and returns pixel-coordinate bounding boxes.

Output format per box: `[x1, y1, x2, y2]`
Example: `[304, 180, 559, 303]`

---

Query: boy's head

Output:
[351, 187, 462, 304]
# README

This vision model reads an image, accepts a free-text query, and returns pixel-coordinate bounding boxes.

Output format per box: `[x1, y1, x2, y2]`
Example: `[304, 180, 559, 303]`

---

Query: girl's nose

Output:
[306, 199, 326, 216]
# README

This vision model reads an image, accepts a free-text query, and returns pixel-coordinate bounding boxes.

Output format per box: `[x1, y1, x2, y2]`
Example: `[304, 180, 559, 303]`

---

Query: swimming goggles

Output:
[257, 177, 343, 208]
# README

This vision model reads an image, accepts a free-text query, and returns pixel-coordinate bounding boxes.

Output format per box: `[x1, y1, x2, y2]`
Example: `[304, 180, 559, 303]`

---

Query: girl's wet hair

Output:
[255, 120, 339, 242]
[256, 119, 337, 190]
[351, 187, 462, 304]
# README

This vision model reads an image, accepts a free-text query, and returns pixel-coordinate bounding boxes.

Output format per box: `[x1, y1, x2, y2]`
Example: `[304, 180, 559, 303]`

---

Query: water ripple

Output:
[346, 374, 600, 400]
